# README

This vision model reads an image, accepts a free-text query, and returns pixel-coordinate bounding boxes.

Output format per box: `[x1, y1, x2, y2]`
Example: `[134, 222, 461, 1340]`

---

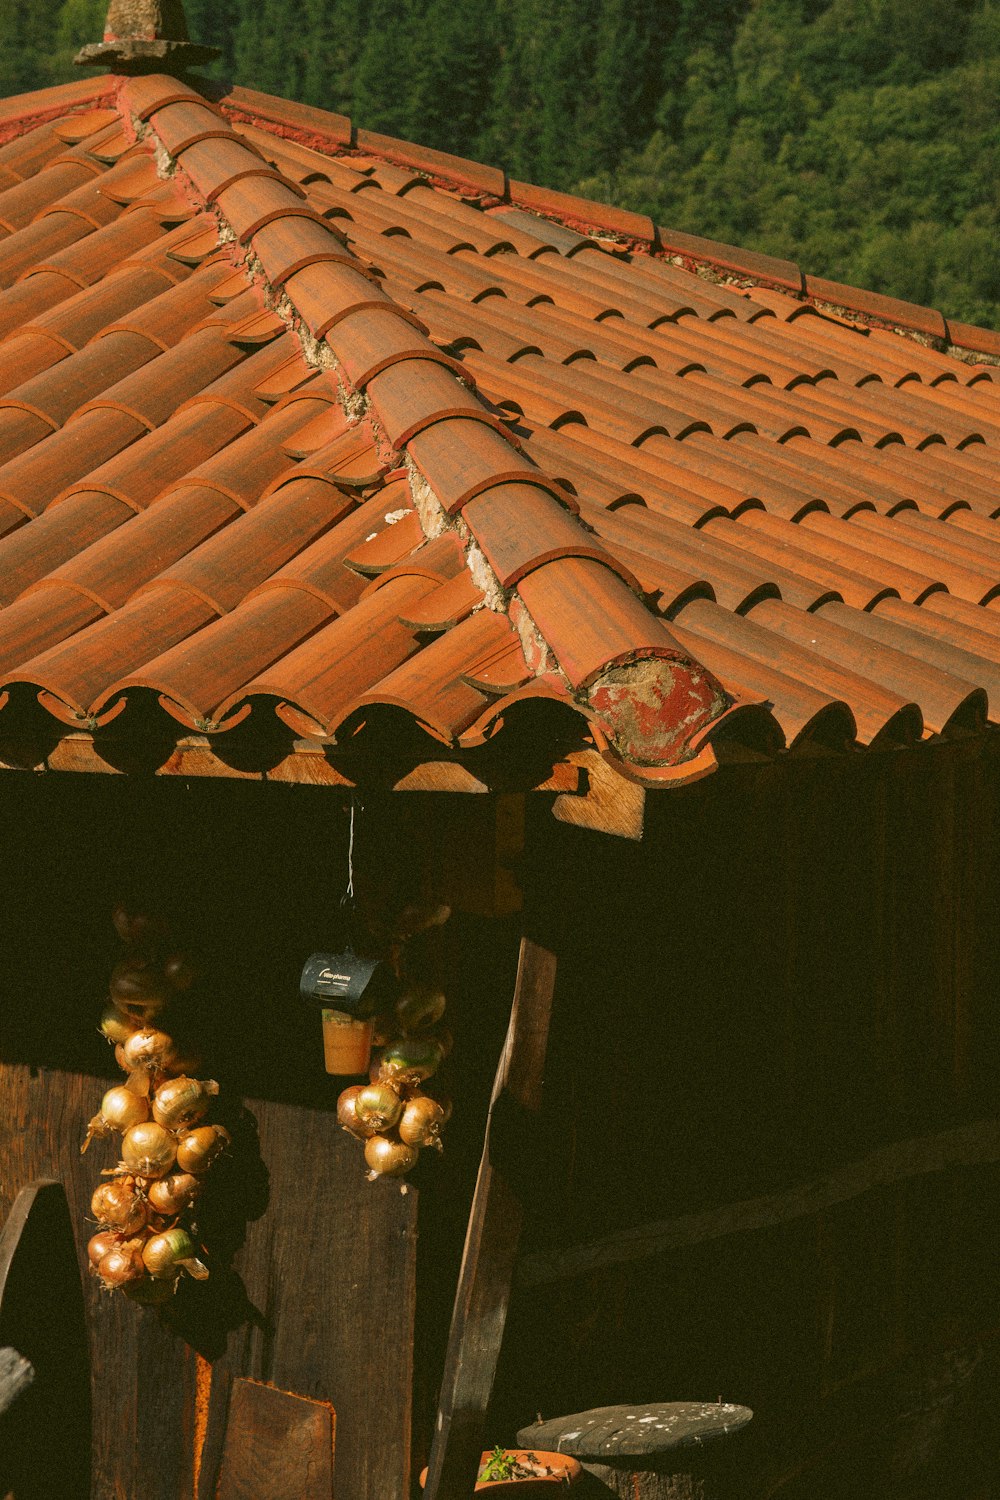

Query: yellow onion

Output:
[121, 1028, 179, 1096]
[354, 1081, 404, 1133]
[142, 1228, 208, 1281]
[87, 1230, 122, 1269]
[398, 1095, 446, 1150]
[91, 1180, 147, 1234]
[82, 1085, 151, 1153]
[97, 1241, 146, 1289]
[147, 1172, 202, 1217]
[364, 1135, 418, 1178]
[109, 960, 172, 1022]
[121, 1121, 176, 1179]
[427, 1090, 453, 1124]
[378, 1036, 444, 1085]
[337, 1086, 377, 1140]
[100, 1004, 141, 1045]
[394, 984, 446, 1033]
[151, 1076, 219, 1131]
[111, 904, 168, 949]
[176, 1124, 230, 1175]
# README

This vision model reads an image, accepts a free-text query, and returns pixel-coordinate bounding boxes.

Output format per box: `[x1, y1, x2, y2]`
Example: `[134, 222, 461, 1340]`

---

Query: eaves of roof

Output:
[0, 73, 996, 813]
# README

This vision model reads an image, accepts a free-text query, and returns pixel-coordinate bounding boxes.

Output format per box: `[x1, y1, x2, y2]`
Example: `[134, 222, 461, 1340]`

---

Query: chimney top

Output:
[75, 0, 220, 74]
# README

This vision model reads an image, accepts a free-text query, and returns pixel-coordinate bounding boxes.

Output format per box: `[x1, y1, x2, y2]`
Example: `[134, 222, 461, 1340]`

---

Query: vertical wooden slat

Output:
[422, 932, 558, 1500]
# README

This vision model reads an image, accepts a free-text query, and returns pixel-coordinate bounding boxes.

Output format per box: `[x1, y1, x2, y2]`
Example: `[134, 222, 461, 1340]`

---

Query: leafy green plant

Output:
[479, 1448, 519, 1482]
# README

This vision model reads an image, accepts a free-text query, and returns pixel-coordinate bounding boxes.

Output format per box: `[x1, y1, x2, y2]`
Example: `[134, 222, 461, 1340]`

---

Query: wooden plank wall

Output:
[488, 736, 1000, 1497]
[0, 736, 997, 1498]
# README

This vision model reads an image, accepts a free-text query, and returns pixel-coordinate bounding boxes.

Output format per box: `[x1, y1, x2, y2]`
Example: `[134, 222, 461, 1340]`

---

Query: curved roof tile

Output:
[0, 72, 993, 786]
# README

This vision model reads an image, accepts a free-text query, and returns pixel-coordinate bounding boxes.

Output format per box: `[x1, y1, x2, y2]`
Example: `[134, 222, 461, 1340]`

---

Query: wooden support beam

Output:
[518, 1115, 1000, 1288]
[552, 751, 645, 840]
[422, 933, 558, 1500]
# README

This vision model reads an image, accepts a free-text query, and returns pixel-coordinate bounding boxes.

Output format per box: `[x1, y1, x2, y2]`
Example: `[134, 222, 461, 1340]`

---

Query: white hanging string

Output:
[345, 798, 356, 906]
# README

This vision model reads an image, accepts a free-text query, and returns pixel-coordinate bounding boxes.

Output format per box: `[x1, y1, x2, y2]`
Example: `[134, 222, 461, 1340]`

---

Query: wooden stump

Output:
[517, 1402, 753, 1500]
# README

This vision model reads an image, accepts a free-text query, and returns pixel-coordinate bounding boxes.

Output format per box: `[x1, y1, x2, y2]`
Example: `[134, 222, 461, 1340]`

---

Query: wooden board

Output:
[422, 933, 558, 1500]
[214, 1378, 335, 1499]
[193, 1095, 416, 1500]
[0, 1180, 89, 1500]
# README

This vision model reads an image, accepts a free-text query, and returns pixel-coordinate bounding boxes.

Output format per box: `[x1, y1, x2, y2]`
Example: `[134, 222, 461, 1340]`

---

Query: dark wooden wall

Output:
[490, 734, 1000, 1499]
[0, 735, 997, 1499]
[0, 774, 517, 1500]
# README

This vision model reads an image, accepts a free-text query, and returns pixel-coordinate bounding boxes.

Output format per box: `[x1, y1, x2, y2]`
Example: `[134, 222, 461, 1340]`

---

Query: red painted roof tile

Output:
[0, 71, 993, 783]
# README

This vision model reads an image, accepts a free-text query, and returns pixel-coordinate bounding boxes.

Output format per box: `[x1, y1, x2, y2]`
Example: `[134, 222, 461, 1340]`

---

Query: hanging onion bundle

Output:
[83, 905, 223, 1300]
[337, 966, 453, 1181]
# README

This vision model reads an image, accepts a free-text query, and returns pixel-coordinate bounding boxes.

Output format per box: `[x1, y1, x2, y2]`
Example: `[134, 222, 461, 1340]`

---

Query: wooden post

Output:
[422, 931, 558, 1500]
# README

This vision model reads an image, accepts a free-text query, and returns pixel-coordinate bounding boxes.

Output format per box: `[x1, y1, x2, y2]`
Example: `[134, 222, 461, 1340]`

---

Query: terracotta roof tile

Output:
[0, 71, 994, 786]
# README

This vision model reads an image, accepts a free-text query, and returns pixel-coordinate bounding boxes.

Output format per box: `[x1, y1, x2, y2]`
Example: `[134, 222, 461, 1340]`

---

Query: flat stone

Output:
[517, 1403, 753, 1461]
[75, 38, 221, 70]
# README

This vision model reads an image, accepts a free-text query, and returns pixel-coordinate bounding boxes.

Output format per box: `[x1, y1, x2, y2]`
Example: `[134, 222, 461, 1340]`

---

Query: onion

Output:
[143, 1228, 208, 1281]
[176, 1124, 230, 1175]
[364, 1135, 418, 1179]
[87, 1230, 121, 1269]
[394, 984, 446, 1033]
[354, 1081, 404, 1133]
[100, 1005, 141, 1045]
[151, 1076, 219, 1131]
[428, 1091, 453, 1124]
[121, 1028, 179, 1096]
[398, 1095, 446, 1150]
[98, 1241, 146, 1288]
[91, 1180, 147, 1234]
[111, 905, 168, 950]
[147, 1172, 202, 1217]
[82, 1085, 151, 1153]
[110, 960, 172, 1022]
[121, 1121, 177, 1180]
[164, 952, 196, 991]
[337, 1086, 377, 1140]
[378, 1036, 444, 1085]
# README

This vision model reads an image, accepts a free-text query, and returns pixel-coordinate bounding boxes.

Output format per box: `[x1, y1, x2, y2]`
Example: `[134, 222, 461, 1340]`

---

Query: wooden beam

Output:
[518, 1115, 1000, 1288]
[422, 933, 558, 1500]
[552, 751, 645, 839]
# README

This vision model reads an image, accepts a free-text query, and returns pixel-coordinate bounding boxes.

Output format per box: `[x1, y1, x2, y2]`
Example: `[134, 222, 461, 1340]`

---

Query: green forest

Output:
[2, 0, 998, 327]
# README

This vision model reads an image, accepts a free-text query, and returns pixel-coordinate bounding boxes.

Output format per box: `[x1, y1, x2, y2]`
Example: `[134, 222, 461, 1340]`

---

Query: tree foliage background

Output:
[2, 0, 997, 326]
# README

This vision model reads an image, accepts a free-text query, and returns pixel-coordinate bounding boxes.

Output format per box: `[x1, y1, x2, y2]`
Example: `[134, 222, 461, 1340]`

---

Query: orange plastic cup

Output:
[321, 1010, 374, 1075]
